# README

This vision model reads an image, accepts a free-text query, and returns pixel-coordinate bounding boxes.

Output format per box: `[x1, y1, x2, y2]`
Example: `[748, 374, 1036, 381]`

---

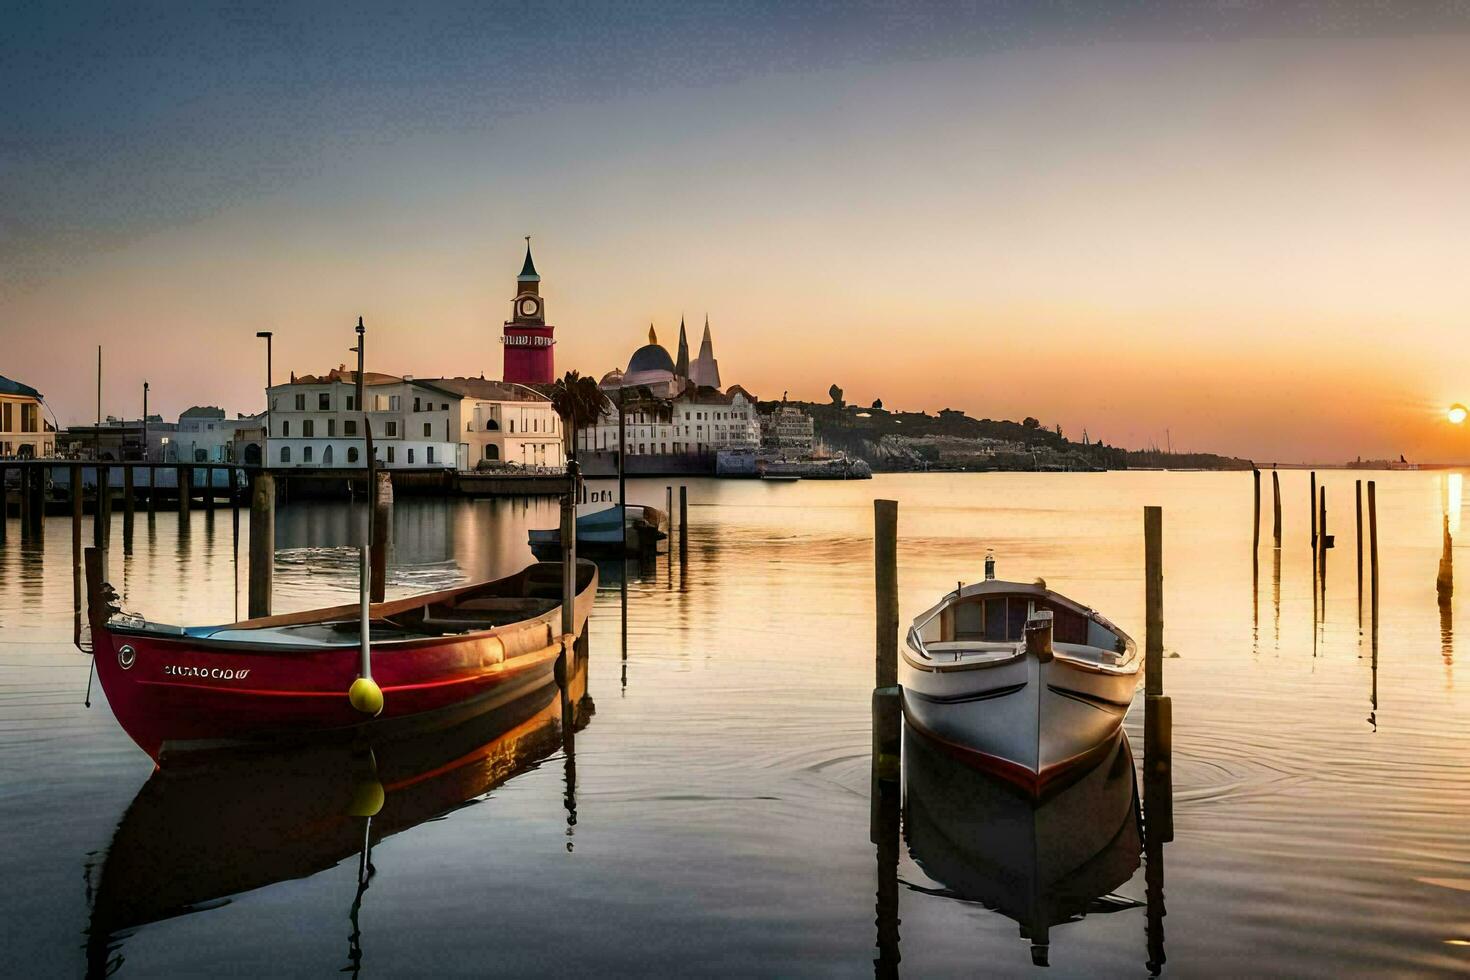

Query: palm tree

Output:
[550, 370, 604, 466]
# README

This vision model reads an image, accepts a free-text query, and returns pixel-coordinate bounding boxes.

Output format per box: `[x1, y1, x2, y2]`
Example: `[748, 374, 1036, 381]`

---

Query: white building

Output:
[579, 386, 761, 457]
[0, 375, 53, 458]
[172, 407, 266, 463]
[266, 369, 462, 469]
[427, 377, 564, 468]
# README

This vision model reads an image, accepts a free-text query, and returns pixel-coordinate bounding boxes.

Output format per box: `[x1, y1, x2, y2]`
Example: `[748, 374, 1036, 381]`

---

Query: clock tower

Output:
[501, 238, 556, 384]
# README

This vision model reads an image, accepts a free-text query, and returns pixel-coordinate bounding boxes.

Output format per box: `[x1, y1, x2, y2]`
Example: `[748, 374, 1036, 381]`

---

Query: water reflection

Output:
[83, 646, 592, 977]
[901, 725, 1143, 968]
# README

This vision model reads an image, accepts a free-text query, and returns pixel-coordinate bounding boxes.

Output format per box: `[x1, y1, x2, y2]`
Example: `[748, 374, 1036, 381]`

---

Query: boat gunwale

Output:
[904, 579, 1138, 675]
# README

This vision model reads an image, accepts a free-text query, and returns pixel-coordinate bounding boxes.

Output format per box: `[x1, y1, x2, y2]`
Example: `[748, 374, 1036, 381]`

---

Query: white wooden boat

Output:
[902, 565, 1140, 794]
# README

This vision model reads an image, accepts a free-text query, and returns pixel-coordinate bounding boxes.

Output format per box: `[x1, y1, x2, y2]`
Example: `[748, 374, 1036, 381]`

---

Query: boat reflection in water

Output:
[84, 640, 592, 978]
[902, 722, 1142, 967]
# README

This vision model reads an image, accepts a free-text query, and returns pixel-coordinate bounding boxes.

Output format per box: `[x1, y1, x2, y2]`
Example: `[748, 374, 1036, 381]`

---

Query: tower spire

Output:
[675, 316, 690, 378]
[518, 236, 540, 282]
[648, 322, 657, 344]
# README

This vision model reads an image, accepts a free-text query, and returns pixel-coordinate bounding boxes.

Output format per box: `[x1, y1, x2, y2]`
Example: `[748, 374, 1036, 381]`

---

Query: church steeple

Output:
[675, 316, 690, 378]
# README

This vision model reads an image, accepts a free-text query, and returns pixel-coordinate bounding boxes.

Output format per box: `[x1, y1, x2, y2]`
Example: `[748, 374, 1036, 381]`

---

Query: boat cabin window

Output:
[947, 595, 1091, 645]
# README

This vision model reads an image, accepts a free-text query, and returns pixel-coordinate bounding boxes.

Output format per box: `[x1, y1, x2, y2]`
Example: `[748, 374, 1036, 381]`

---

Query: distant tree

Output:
[872, 398, 883, 410]
[829, 384, 845, 408]
[550, 370, 604, 465]
[1055, 423, 1063, 438]
[1023, 416, 1040, 429]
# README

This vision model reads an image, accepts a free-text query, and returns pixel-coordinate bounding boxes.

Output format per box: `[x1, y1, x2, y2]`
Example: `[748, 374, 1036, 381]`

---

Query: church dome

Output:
[627, 343, 675, 375]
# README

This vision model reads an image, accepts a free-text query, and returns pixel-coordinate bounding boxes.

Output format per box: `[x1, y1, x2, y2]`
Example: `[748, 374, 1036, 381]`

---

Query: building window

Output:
[390, 395, 401, 411]
[318, 393, 330, 410]
[440, 403, 448, 411]
[345, 420, 357, 436]
[385, 421, 398, 437]
[303, 420, 314, 438]
[281, 446, 291, 463]
[509, 419, 515, 434]
[303, 446, 313, 463]
[484, 444, 499, 460]
[281, 420, 290, 437]
[328, 419, 336, 437]
[423, 422, 432, 438]
[345, 395, 356, 411]
[323, 445, 333, 465]
[427, 446, 435, 464]
[347, 446, 359, 464]
[413, 397, 421, 412]
[387, 446, 395, 463]
[408, 448, 415, 464]
[1, 403, 10, 431]
[293, 393, 305, 410]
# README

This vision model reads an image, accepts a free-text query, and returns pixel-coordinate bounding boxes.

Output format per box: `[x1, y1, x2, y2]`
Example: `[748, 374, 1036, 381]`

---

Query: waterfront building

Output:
[60, 417, 170, 461]
[266, 369, 462, 469]
[761, 405, 815, 450]
[501, 240, 556, 385]
[579, 326, 759, 459]
[0, 375, 54, 458]
[427, 377, 565, 468]
[172, 407, 265, 463]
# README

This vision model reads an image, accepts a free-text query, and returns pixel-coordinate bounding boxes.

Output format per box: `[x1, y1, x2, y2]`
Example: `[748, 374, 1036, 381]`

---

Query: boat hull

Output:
[87, 558, 596, 764]
[901, 653, 1138, 795]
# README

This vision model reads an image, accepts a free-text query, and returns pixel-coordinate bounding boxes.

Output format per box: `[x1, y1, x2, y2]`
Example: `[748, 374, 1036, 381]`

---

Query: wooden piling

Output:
[0, 465, 7, 543]
[1367, 481, 1379, 620]
[1319, 486, 1328, 577]
[95, 465, 111, 549]
[678, 485, 689, 567]
[203, 467, 214, 510]
[1271, 468, 1282, 547]
[872, 498, 900, 782]
[1437, 513, 1453, 600]
[70, 464, 82, 555]
[1310, 471, 1317, 551]
[146, 465, 156, 514]
[874, 499, 899, 687]
[370, 471, 392, 603]
[1355, 480, 1364, 606]
[666, 485, 673, 533]
[248, 473, 275, 618]
[120, 464, 134, 552]
[1145, 506, 1163, 696]
[177, 466, 191, 516]
[1252, 469, 1260, 554]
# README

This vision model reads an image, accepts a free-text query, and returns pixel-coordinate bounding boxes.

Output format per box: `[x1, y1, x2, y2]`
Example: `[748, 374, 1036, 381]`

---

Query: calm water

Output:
[2, 472, 1467, 977]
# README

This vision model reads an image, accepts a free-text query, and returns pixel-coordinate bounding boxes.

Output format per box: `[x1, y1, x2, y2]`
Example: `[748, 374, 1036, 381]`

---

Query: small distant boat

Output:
[902, 561, 1140, 794]
[85, 552, 596, 763]
[528, 503, 666, 556]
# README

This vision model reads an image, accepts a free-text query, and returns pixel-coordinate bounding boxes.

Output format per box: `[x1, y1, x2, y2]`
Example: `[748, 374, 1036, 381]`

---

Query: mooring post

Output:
[666, 485, 673, 535]
[203, 466, 214, 511]
[121, 465, 134, 553]
[872, 498, 900, 783]
[70, 463, 82, 554]
[1252, 469, 1260, 554]
[1437, 513, 1453, 601]
[370, 470, 392, 603]
[1367, 480, 1379, 621]
[1319, 485, 1328, 578]
[95, 465, 111, 550]
[146, 465, 156, 514]
[0, 465, 8, 544]
[177, 466, 191, 516]
[1145, 505, 1164, 696]
[248, 473, 275, 618]
[679, 485, 689, 567]
[561, 462, 579, 641]
[1355, 480, 1364, 607]
[1310, 470, 1317, 552]
[1271, 468, 1282, 547]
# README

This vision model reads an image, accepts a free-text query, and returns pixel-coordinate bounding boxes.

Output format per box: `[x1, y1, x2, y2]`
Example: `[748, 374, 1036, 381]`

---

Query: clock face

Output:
[518, 297, 540, 318]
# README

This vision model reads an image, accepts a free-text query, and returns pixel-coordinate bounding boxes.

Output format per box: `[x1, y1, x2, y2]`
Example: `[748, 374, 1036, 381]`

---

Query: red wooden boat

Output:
[84, 549, 596, 764]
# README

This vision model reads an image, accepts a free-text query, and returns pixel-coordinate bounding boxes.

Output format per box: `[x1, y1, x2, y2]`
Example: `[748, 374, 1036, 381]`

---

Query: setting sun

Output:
[1450, 404, 1468, 425]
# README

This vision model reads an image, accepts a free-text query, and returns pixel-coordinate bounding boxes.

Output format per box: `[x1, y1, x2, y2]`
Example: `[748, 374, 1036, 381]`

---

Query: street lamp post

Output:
[256, 331, 273, 465]
[142, 381, 149, 462]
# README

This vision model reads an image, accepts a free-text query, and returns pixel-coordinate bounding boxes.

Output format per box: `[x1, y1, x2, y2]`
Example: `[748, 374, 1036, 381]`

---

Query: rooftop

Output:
[0, 374, 43, 400]
[427, 377, 550, 402]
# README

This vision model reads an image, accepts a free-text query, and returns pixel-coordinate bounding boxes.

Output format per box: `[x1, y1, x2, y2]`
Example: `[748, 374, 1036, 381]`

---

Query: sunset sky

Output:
[4, 2, 1470, 463]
